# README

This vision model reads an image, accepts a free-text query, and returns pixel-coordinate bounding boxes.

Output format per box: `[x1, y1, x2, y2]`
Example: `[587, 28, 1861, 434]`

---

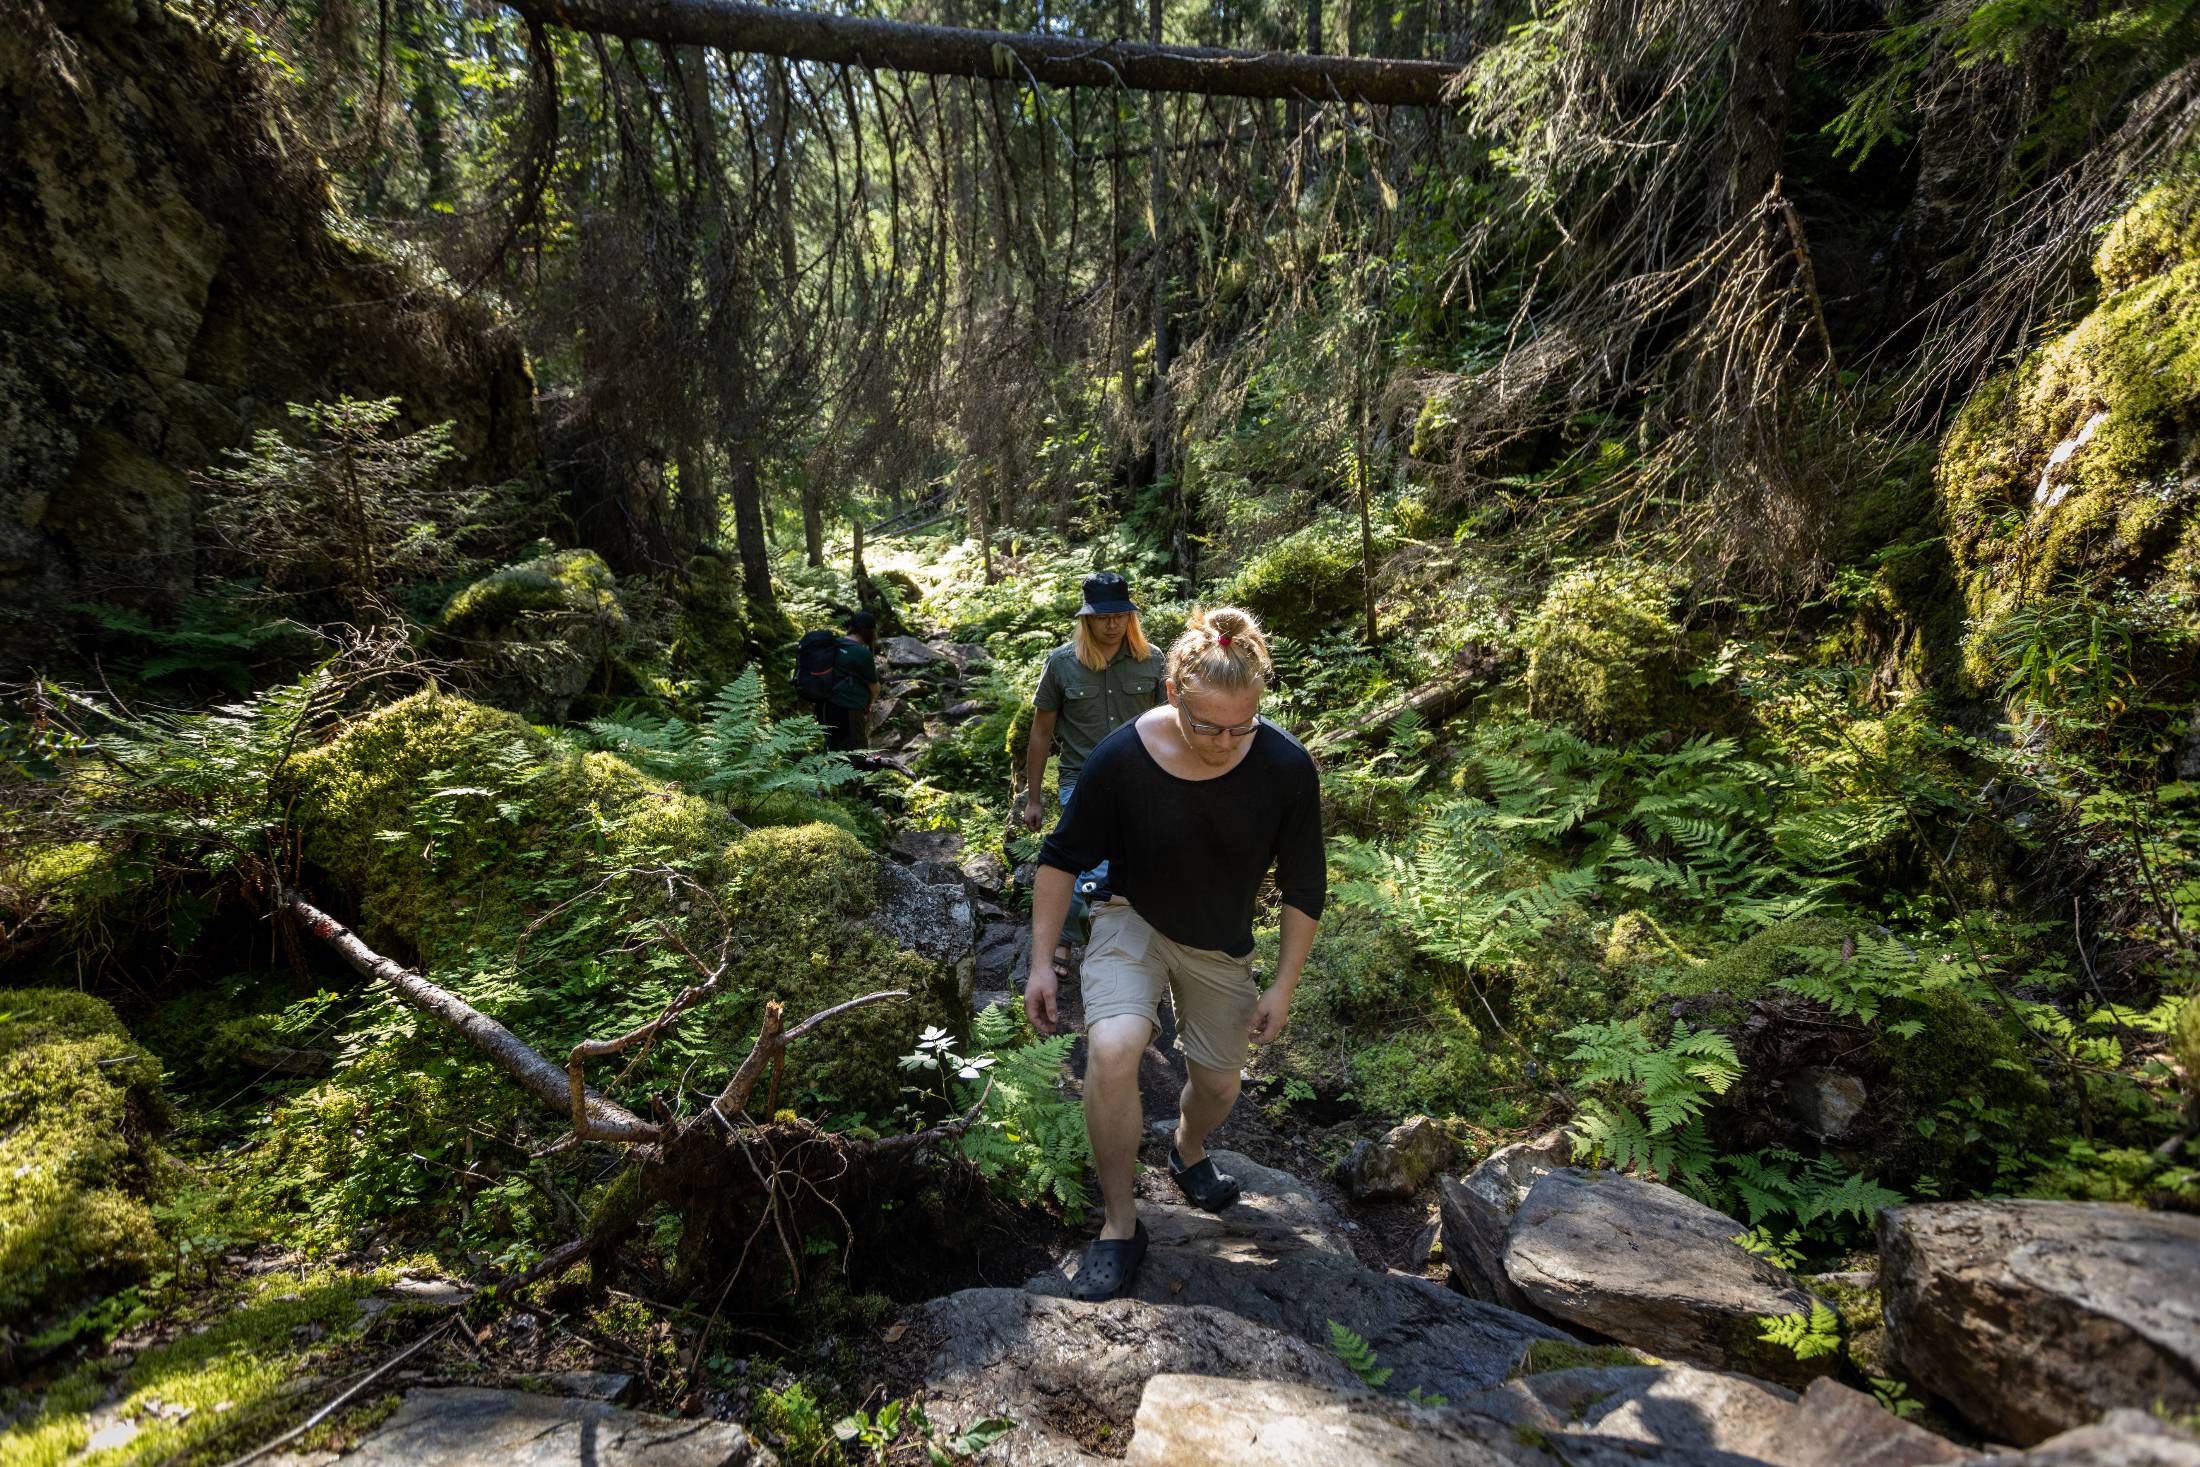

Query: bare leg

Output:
[1173, 1058, 1242, 1167]
[1083, 1014, 1155, 1241]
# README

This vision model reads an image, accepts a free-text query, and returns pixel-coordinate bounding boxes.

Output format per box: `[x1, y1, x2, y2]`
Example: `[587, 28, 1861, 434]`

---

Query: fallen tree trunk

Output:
[1308, 664, 1496, 752]
[280, 887, 661, 1143]
[503, 0, 1466, 106]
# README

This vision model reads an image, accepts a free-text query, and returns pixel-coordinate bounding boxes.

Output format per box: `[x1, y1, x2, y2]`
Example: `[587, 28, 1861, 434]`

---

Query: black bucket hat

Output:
[1076, 572, 1137, 617]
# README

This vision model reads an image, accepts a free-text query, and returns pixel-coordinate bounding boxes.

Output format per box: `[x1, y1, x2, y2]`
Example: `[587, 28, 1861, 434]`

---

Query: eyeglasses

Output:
[1182, 715, 1260, 738]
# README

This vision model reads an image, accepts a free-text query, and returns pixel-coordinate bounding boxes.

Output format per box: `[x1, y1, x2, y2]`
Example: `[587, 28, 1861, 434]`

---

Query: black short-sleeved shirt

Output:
[1038, 718, 1327, 957]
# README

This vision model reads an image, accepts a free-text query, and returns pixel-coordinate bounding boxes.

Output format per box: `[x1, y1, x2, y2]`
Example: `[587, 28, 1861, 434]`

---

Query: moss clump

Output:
[1220, 515, 1378, 643]
[1521, 563, 1681, 742]
[0, 989, 170, 1333]
[2174, 991, 2200, 1110]
[1666, 914, 1850, 1004]
[2095, 178, 2200, 294]
[1875, 979, 2055, 1184]
[1937, 184, 2200, 682]
[440, 549, 632, 719]
[284, 687, 718, 962]
[1513, 1339, 1653, 1376]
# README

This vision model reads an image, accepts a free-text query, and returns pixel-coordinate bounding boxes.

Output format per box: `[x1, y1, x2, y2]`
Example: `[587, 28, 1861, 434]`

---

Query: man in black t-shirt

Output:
[1025, 606, 1325, 1303]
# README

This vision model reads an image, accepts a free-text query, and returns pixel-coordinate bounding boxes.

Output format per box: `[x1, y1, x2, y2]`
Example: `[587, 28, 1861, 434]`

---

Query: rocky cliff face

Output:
[0, 0, 538, 673]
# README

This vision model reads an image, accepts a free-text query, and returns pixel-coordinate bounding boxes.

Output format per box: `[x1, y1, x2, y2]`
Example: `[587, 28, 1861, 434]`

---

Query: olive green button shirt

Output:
[1032, 643, 1167, 784]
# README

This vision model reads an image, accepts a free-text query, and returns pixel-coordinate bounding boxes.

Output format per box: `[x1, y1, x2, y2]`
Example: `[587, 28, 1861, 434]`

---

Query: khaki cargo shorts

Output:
[1081, 898, 1259, 1074]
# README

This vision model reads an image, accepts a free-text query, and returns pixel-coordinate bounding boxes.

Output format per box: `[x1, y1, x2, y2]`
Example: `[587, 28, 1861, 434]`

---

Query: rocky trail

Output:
[205, 632, 2200, 1466]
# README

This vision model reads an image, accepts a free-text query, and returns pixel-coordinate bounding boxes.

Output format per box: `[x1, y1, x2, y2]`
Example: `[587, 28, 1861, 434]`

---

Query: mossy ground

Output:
[0, 990, 171, 1335]
[0, 1269, 393, 1467]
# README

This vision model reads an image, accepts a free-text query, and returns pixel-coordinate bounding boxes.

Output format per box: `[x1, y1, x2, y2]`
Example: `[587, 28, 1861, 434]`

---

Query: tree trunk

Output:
[729, 446, 774, 608]
[802, 476, 825, 567]
[502, 0, 1466, 106]
[1147, 0, 1170, 495]
[1710, 0, 1802, 230]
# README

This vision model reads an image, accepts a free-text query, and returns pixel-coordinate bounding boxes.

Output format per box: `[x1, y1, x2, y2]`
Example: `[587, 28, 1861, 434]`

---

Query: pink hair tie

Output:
[1218, 634, 1233, 646]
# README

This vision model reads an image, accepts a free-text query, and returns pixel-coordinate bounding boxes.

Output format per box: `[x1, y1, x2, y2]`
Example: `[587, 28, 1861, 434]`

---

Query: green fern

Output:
[1327, 1320, 1392, 1388]
[954, 1004, 1090, 1217]
[1756, 1300, 1842, 1362]
[588, 668, 865, 805]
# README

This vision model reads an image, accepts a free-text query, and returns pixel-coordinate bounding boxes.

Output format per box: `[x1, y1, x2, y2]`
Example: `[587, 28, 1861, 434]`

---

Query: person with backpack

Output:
[1019, 573, 1168, 984]
[792, 611, 880, 753]
[1023, 606, 1325, 1302]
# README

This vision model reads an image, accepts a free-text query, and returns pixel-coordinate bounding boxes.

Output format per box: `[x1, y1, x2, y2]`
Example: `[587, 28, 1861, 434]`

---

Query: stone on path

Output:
[1440, 1129, 1572, 1312]
[344, 1388, 775, 1467]
[919, 1289, 1360, 1465]
[1123, 1375, 1544, 1465]
[1337, 1115, 1458, 1201]
[1025, 1149, 1573, 1404]
[1975, 1409, 2200, 1466]
[1464, 1366, 1972, 1467]
[1501, 1168, 1831, 1381]
[1879, 1200, 2200, 1444]
[882, 635, 949, 667]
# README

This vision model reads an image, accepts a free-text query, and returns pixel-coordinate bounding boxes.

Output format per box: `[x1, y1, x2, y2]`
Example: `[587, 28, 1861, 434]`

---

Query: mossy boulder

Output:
[0, 989, 170, 1335]
[1220, 514, 1381, 644]
[1521, 563, 1682, 742]
[1938, 180, 2200, 683]
[440, 549, 631, 720]
[714, 822, 962, 1116]
[282, 690, 955, 1141]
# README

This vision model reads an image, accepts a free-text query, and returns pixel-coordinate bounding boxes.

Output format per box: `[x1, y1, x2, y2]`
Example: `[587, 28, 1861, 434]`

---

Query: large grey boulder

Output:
[918, 1289, 1361, 1465]
[344, 1388, 775, 1467]
[870, 858, 977, 1011]
[1977, 1410, 2200, 1466]
[1502, 1168, 1830, 1380]
[1337, 1115, 1458, 1201]
[1027, 1150, 1573, 1403]
[1880, 1200, 2200, 1444]
[1439, 1129, 1573, 1311]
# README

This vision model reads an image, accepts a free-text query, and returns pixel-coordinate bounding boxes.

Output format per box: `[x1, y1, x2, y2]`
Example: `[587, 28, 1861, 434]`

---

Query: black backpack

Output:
[793, 630, 844, 702]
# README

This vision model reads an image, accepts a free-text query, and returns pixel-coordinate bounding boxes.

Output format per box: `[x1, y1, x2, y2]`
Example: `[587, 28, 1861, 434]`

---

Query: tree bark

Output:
[501, 0, 1465, 106]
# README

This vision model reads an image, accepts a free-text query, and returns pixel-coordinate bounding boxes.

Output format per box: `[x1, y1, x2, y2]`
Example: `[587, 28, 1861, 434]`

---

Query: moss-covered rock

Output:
[276, 690, 957, 1213]
[0, 989, 169, 1333]
[1938, 181, 2200, 683]
[440, 549, 631, 721]
[1219, 514, 1380, 643]
[1521, 563, 1682, 742]
[1874, 979, 2055, 1185]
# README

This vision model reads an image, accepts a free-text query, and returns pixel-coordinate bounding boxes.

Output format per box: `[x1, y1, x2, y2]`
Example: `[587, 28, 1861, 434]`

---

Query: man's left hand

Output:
[1248, 984, 1293, 1045]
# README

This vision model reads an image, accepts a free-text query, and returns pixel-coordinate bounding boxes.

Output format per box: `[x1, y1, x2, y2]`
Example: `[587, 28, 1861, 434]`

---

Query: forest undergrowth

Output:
[8, 0, 2200, 1458]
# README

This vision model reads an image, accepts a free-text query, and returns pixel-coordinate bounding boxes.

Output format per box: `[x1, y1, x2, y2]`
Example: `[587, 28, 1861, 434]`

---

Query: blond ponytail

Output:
[1166, 606, 1272, 696]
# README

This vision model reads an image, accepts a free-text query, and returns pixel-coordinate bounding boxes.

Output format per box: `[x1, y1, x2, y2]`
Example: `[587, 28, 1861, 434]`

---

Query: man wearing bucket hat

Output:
[1021, 573, 1167, 982]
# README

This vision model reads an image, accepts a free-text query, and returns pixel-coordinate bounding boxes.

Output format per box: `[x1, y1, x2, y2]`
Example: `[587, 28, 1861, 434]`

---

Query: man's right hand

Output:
[1024, 964, 1059, 1034]
[1021, 796, 1046, 831]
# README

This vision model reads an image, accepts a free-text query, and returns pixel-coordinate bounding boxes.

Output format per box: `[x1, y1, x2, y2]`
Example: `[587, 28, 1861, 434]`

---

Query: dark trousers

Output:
[814, 699, 863, 752]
